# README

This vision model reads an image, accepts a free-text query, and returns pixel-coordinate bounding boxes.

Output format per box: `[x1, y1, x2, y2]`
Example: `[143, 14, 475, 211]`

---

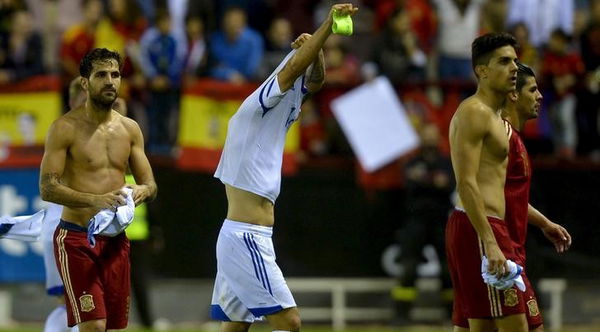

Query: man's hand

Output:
[94, 189, 128, 210]
[328, 3, 359, 23]
[126, 184, 152, 206]
[291, 33, 312, 49]
[542, 222, 572, 253]
[484, 241, 508, 277]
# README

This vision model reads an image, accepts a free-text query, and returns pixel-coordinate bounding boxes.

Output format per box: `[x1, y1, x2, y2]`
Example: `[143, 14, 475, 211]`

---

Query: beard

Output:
[89, 90, 117, 110]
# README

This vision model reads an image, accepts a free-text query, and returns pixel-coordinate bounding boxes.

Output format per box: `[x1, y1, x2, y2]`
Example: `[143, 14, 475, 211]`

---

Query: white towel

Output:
[481, 256, 526, 291]
[86, 187, 135, 247]
[0, 209, 45, 242]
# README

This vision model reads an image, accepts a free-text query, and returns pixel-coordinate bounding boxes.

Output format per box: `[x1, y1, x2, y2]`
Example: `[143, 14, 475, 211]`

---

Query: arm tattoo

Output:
[40, 172, 61, 200]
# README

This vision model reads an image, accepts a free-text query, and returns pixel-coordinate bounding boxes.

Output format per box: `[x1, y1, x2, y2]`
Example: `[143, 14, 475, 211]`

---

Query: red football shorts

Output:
[446, 209, 526, 326]
[54, 220, 130, 329]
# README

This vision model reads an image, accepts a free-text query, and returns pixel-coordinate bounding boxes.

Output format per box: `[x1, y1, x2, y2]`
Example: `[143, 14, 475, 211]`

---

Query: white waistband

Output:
[221, 219, 273, 237]
[454, 207, 501, 220]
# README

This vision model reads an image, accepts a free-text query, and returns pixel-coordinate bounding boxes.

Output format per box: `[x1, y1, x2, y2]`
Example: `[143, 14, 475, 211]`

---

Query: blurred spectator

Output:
[0, 0, 26, 34]
[432, 0, 483, 82]
[0, 9, 44, 84]
[323, 35, 361, 86]
[481, 0, 508, 33]
[394, 123, 454, 322]
[215, 0, 274, 35]
[59, 0, 103, 85]
[577, 0, 600, 156]
[541, 29, 586, 159]
[186, 0, 216, 33]
[507, 0, 574, 47]
[257, 17, 293, 80]
[511, 22, 540, 73]
[95, 0, 147, 77]
[275, 0, 319, 37]
[208, 6, 263, 84]
[371, 0, 437, 54]
[182, 15, 208, 84]
[371, 9, 426, 85]
[139, 9, 185, 151]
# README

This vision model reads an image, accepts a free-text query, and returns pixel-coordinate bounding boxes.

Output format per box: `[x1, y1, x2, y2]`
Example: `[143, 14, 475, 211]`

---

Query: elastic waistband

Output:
[59, 220, 88, 232]
[221, 219, 273, 237]
[453, 207, 503, 222]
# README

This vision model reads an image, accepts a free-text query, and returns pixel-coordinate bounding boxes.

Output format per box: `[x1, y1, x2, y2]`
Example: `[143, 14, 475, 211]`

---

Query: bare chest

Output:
[483, 118, 509, 163]
[69, 123, 131, 171]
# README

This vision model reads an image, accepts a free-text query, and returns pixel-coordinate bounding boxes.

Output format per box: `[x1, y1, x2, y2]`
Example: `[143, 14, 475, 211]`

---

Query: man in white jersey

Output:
[210, 3, 358, 332]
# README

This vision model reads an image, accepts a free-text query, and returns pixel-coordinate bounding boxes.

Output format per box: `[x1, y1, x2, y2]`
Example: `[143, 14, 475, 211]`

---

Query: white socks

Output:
[42, 305, 79, 332]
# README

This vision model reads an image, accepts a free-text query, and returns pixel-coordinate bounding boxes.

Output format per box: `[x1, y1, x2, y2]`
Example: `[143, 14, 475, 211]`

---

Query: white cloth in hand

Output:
[481, 255, 526, 291]
[87, 187, 135, 247]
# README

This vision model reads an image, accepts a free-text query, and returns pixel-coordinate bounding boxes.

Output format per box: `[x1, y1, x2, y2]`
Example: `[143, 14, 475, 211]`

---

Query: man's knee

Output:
[78, 319, 106, 332]
[267, 307, 301, 332]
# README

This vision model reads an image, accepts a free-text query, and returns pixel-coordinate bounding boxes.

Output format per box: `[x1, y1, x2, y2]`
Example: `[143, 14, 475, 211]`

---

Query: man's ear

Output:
[475, 64, 487, 79]
[508, 90, 518, 102]
[80, 77, 88, 91]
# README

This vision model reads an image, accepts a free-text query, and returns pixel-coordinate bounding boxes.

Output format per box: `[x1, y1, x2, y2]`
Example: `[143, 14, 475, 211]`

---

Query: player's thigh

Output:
[220, 321, 251, 332]
[495, 313, 528, 332]
[468, 318, 496, 332]
[265, 307, 301, 332]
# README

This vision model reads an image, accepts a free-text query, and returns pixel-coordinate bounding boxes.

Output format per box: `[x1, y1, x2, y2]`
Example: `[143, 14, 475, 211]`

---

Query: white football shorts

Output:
[211, 219, 296, 322]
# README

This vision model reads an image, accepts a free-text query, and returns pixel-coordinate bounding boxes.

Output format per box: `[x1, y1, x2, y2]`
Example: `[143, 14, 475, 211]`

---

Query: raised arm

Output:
[305, 49, 325, 93]
[39, 120, 99, 207]
[528, 204, 571, 253]
[125, 118, 157, 205]
[450, 105, 506, 273]
[277, 3, 357, 92]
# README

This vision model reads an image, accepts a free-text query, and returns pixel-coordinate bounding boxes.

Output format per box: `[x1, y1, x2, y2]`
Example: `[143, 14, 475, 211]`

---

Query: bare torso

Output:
[225, 185, 275, 226]
[450, 96, 509, 218]
[60, 108, 131, 225]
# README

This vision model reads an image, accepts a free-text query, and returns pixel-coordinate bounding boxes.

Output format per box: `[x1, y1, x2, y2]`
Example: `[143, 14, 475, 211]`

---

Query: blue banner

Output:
[0, 168, 45, 282]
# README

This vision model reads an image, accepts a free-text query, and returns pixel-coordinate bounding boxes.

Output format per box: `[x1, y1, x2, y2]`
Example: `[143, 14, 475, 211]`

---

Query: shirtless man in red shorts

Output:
[453, 62, 573, 332]
[445, 33, 527, 332]
[39, 48, 157, 332]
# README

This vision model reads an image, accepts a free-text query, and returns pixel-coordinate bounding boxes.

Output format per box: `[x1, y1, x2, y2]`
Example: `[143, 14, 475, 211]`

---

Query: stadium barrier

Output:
[286, 278, 395, 331]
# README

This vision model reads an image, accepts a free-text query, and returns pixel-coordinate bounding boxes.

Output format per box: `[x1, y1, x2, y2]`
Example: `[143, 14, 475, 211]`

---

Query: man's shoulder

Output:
[454, 97, 494, 122]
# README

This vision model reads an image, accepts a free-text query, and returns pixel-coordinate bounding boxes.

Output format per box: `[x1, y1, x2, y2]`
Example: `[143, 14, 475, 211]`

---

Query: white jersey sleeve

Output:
[214, 50, 309, 203]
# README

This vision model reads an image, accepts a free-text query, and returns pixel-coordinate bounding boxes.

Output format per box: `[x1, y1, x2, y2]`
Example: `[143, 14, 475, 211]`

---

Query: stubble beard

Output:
[89, 93, 117, 111]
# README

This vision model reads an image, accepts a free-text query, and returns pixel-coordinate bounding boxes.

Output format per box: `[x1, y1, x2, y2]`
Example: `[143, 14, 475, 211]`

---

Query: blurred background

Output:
[0, 0, 599, 331]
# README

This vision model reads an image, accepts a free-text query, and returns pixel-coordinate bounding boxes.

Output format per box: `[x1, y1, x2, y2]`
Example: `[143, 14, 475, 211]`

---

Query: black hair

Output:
[516, 62, 535, 91]
[79, 48, 122, 78]
[471, 33, 518, 75]
[550, 28, 571, 43]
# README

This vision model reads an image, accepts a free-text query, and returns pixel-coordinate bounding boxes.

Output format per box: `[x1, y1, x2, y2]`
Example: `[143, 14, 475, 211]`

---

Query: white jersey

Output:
[214, 50, 308, 203]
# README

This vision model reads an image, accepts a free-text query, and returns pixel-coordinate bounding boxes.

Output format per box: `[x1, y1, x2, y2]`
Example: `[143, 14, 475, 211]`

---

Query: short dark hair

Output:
[79, 48, 122, 78]
[516, 62, 535, 91]
[471, 33, 517, 74]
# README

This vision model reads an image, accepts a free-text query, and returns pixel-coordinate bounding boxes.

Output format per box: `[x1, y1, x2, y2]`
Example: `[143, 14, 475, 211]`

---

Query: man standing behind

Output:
[502, 62, 571, 331]
[39, 48, 157, 332]
[210, 4, 358, 332]
[445, 33, 528, 332]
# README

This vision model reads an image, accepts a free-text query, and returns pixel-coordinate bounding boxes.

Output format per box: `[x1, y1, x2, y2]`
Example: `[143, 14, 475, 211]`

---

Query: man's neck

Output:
[503, 105, 524, 131]
[476, 85, 506, 115]
[84, 102, 112, 124]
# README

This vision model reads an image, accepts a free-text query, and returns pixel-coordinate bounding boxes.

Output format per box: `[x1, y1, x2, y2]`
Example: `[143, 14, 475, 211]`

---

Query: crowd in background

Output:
[0, 0, 599, 161]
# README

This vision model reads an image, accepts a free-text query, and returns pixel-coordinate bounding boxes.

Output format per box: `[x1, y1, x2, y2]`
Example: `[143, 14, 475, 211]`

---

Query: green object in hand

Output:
[332, 10, 353, 36]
